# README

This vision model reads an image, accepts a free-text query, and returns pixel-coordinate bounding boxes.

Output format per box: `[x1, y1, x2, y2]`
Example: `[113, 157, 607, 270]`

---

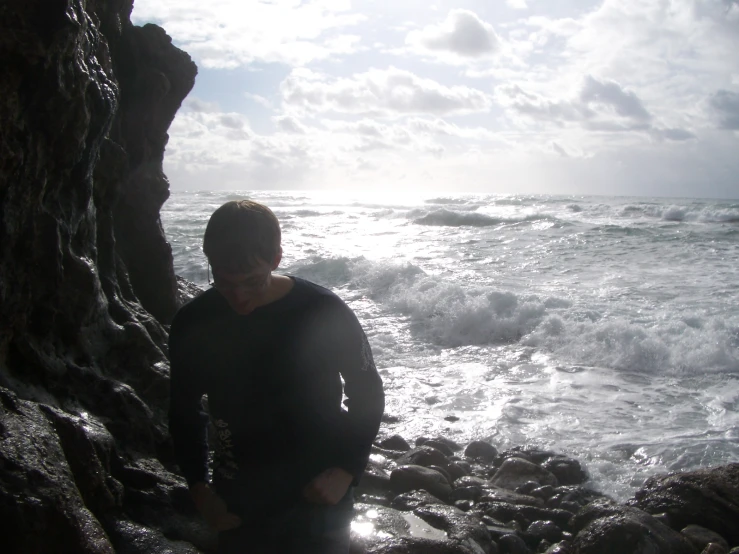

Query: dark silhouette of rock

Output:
[569, 499, 698, 554]
[0, 1, 197, 552]
[630, 463, 739, 546]
[390, 465, 453, 500]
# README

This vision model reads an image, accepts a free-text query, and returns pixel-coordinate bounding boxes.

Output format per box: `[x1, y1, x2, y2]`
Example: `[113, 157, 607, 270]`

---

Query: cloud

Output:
[406, 10, 500, 58]
[710, 90, 739, 130]
[131, 0, 365, 68]
[496, 75, 694, 143]
[579, 75, 650, 122]
[507, 0, 528, 9]
[280, 67, 492, 117]
[274, 115, 307, 134]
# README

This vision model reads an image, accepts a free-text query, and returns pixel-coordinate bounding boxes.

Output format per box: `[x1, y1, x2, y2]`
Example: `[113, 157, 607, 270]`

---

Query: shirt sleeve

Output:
[300, 297, 385, 483]
[168, 311, 210, 487]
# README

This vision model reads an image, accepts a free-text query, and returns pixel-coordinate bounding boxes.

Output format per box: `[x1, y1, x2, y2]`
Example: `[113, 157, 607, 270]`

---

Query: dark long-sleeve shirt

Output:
[168, 276, 384, 517]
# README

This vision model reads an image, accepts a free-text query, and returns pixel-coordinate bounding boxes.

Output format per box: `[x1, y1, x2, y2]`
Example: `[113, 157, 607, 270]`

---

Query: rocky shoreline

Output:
[348, 434, 739, 554]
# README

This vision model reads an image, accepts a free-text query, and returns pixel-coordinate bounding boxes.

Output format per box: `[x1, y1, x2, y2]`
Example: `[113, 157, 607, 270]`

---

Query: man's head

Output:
[204, 199, 281, 272]
[203, 200, 282, 313]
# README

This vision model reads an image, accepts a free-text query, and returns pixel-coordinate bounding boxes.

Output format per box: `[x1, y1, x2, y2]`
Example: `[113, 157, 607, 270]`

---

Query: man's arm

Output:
[168, 314, 241, 530]
[168, 314, 210, 487]
[299, 297, 385, 502]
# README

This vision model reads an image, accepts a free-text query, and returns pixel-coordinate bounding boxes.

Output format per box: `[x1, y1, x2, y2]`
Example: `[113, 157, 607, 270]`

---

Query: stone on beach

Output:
[490, 458, 558, 490]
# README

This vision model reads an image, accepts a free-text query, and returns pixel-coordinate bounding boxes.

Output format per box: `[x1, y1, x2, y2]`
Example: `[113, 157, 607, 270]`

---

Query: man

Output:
[168, 200, 385, 553]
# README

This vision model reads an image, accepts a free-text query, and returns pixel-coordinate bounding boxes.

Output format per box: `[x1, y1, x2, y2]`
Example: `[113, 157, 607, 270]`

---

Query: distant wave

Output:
[413, 208, 554, 228]
[414, 209, 503, 227]
[424, 197, 476, 205]
[620, 204, 739, 223]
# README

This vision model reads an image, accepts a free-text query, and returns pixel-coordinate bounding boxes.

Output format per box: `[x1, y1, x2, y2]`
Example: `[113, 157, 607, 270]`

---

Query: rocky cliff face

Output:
[0, 1, 206, 552]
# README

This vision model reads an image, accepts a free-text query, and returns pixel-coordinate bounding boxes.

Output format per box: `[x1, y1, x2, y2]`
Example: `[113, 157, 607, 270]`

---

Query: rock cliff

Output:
[0, 1, 205, 552]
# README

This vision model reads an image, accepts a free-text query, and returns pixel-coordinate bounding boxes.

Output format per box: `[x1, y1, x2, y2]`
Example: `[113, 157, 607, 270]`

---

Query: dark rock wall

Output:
[0, 1, 202, 552]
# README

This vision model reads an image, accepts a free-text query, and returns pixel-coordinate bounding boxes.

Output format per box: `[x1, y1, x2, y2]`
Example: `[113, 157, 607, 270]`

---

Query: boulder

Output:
[541, 457, 588, 486]
[414, 503, 497, 554]
[397, 446, 450, 469]
[358, 464, 392, 496]
[379, 435, 412, 452]
[390, 465, 453, 500]
[681, 525, 730, 553]
[465, 441, 498, 463]
[490, 458, 558, 490]
[630, 464, 739, 546]
[569, 499, 698, 554]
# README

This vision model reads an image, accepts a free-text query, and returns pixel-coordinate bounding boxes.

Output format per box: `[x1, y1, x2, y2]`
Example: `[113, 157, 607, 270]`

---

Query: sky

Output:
[131, 0, 739, 198]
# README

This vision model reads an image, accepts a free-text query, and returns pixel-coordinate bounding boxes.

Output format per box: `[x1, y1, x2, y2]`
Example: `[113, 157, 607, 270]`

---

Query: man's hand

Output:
[303, 467, 353, 505]
[190, 482, 242, 531]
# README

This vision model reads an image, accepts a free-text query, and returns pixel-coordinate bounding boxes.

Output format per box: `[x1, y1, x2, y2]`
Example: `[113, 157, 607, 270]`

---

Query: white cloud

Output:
[131, 0, 365, 68]
[280, 66, 492, 116]
[406, 10, 500, 59]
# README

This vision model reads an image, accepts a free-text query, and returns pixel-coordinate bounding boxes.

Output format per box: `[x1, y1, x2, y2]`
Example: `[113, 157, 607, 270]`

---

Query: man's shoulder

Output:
[171, 287, 222, 331]
[292, 277, 349, 311]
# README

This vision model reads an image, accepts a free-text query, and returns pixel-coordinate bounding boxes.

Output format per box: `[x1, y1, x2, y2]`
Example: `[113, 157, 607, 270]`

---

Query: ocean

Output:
[162, 190, 739, 501]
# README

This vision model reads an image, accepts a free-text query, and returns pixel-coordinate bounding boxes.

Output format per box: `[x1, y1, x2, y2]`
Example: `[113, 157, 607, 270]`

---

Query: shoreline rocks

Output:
[353, 434, 739, 554]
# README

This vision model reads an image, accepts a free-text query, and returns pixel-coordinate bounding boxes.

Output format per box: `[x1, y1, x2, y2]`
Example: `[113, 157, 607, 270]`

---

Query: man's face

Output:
[210, 263, 272, 315]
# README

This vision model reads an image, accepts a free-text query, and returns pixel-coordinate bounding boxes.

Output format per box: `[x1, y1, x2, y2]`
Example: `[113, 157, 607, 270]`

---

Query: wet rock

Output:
[352, 503, 487, 554]
[379, 435, 412, 452]
[500, 447, 557, 466]
[372, 445, 408, 460]
[541, 457, 588, 486]
[479, 488, 545, 508]
[397, 446, 450, 469]
[516, 482, 540, 495]
[392, 490, 447, 511]
[530, 486, 554, 500]
[542, 541, 571, 554]
[465, 441, 498, 463]
[630, 463, 739, 546]
[414, 503, 496, 553]
[430, 465, 453, 483]
[476, 501, 573, 529]
[358, 464, 392, 496]
[107, 519, 202, 554]
[424, 440, 456, 457]
[681, 525, 730, 553]
[498, 533, 531, 554]
[448, 462, 471, 482]
[455, 500, 475, 512]
[0, 392, 114, 554]
[455, 476, 490, 489]
[451, 486, 484, 502]
[491, 458, 558, 490]
[549, 485, 608, 509]
[0, 1, 198, 552]
[390, 465, 453, 500]
[523, 520, 562, 548]
[445, 415, 461, 422]
[569, 499, 698, 554]
[700, 544, 728, 554]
